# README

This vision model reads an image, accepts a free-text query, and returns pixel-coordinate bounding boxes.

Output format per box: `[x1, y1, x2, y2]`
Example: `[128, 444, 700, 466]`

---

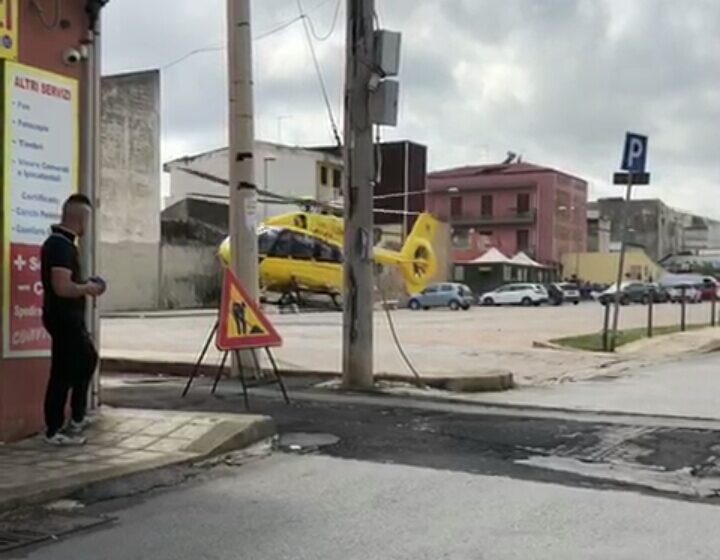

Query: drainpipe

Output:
[81, 1, 106, 409]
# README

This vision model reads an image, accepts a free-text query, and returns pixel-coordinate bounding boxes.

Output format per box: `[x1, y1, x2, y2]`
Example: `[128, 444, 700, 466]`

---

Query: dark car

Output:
[647, 283, 670, 303]
[598, 282, 654, 305]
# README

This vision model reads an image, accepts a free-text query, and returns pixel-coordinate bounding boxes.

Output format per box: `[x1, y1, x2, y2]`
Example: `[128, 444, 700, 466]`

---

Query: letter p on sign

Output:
[621, 132, 648, 173]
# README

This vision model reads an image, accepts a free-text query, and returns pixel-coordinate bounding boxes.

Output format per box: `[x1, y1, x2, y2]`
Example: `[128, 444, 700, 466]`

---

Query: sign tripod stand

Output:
[181, 270, 290, 408]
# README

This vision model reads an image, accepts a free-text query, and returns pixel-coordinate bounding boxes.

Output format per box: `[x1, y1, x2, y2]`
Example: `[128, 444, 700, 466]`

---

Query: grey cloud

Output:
[102, 0, 720, 215]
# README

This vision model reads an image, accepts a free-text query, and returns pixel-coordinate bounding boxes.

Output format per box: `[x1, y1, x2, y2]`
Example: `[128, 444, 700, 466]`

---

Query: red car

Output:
[697, 277, 720, 301]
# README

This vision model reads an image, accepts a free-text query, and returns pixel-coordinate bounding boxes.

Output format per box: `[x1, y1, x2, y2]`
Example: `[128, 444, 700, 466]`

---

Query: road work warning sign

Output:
[216, 269, 282, 351]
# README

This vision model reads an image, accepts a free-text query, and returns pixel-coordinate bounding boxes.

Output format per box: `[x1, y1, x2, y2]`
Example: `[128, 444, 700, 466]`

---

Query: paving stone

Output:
[115, 435, 160, 450]
[169, 425, 213, 440]
[145, 438, 191, 453]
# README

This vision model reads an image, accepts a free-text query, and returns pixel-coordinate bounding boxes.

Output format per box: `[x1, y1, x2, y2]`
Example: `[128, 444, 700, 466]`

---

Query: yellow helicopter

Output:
[178, 166, 441, 307]
[217, 209, 440, 306]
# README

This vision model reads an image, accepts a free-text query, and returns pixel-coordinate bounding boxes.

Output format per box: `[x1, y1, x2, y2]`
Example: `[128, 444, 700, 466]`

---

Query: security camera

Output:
[63, 48, 82, 66]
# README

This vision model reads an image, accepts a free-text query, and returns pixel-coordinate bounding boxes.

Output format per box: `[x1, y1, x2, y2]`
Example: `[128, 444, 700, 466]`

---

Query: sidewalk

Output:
[0, 408, 274, 512]
[99, 313, 644, 391]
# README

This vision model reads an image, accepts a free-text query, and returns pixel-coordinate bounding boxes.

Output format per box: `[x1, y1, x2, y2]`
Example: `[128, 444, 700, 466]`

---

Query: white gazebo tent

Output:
[510, 251, 546, 268]
[470, 248, 512, 264]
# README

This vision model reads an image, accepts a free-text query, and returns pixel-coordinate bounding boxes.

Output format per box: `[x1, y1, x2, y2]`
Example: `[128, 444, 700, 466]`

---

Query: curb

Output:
[0, 415, 275, 513]
[101, 357, 339, 380]
[101, 358, 514, 393]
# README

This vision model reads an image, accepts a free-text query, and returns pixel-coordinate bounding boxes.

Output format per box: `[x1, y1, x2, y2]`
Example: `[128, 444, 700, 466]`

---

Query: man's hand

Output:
[85, 281, 105, 298]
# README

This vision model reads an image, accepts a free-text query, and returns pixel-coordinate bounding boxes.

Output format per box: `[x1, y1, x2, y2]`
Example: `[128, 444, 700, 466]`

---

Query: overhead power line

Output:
[298, 0, 342, 42]
[161, 0, 338, 71]
[296, 0, 343, 148]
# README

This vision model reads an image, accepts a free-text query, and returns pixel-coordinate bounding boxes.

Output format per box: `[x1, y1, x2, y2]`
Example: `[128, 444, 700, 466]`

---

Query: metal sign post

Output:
[609, 133, 650, 351]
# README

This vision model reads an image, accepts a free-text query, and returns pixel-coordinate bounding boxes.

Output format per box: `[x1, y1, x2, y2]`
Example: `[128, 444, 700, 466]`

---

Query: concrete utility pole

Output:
[342, 0, 375, 389]
[227, 0, 258, 297]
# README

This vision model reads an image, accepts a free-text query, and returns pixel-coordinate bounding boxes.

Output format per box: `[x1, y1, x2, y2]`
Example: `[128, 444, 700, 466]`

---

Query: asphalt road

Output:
[12, 377, 720, 559]
[101, 376, 720, 496]
[24, 454, 720, 560]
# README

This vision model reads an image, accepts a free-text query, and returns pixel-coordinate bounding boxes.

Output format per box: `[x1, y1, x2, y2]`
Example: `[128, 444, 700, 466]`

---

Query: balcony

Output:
[449, 209, 537, 227]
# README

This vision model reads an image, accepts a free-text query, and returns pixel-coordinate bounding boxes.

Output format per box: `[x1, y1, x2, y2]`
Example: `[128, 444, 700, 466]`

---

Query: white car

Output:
[667, 284, 702, 303]
[480, 283, 549, 307]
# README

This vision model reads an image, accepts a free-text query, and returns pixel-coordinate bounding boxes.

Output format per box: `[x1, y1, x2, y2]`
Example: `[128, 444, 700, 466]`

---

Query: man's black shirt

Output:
[41, 226, 86, 329]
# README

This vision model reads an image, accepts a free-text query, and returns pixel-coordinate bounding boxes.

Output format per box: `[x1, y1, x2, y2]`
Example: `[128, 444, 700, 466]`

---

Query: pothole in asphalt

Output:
[278, 432, 340, 453]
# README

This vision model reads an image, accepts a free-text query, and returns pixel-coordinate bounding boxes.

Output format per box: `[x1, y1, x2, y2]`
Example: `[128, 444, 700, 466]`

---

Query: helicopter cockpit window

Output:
[315, 240, 342, 263]
[292, 233, 315, 260]
[270, 230, 315, 260]
[269, 230, 294, 258]
[258, 228, 279, 255]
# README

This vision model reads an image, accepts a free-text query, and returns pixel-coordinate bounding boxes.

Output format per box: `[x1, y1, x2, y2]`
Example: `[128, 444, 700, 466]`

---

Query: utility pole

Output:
[228, 0, 258, 374]
[343, 0, 375, 389]
[227, 0, 258, 298]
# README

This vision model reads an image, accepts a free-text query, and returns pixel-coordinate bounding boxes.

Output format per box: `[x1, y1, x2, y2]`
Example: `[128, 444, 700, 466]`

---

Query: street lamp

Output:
[263, 156, 276, 220]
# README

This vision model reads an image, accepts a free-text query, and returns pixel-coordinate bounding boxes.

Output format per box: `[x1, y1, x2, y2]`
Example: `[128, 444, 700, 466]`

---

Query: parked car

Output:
[598, 282, 656, 305]
[660, 274, 720, 301]
[558, 282, 581, 305]
[667, 284, 702, 303]
[480, 283, 549, 307]
[698, 277, 720, 301]
[408, 283, 475, 311]
[647, 283, 671, 303]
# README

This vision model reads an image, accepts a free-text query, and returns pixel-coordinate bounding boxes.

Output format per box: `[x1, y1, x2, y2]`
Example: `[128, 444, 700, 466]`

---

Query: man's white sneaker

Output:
[66, 417, 92, 435]
[44, 433, 87, 446]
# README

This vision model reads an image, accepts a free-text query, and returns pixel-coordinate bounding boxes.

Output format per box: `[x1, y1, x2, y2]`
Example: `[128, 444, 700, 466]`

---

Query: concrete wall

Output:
[161, 244, 222, 309]
[164, 142, 343, 214]
[99, 70, 161, 311]
[159, 212, 225, 309]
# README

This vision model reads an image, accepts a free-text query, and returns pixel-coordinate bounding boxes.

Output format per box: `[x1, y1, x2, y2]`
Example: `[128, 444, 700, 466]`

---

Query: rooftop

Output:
[428, 161, 584, 182]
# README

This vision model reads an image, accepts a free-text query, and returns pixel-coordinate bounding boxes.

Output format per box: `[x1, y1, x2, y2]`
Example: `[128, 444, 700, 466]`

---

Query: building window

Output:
[320, 165, 329, 186]
[516, 229, 530, 251]
[481, 195, 493, 217]
[450, 196, 463, 218]
[517, 193, 530, 214]
[451, 228, 470, 249]
[454, 266, 465, 281]
[332, 168, 342, 189]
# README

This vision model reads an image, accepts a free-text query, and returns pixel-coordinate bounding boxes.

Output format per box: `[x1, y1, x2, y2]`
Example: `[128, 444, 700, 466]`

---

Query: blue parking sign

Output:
[621, 132, 648, 173]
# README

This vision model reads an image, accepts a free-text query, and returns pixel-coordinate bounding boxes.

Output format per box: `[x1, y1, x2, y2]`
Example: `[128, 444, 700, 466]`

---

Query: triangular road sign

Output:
[216, 269, 282, 351]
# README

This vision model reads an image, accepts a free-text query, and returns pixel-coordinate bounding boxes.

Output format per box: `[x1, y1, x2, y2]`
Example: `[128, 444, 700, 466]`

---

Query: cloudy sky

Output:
[103, 0, 719, 216]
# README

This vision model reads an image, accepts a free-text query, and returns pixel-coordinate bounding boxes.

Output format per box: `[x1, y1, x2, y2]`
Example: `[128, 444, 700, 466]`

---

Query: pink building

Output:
[427, 162, 588, 266]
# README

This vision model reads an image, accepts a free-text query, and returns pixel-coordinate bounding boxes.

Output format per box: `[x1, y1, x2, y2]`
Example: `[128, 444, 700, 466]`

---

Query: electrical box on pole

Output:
[374, 30, 401, 77]
[370, 80, 399, 126]
[370, 30, 401, 127]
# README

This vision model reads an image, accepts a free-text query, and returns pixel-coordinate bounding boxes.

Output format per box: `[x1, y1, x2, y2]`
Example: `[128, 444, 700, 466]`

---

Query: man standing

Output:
[41, 194, 105, 446]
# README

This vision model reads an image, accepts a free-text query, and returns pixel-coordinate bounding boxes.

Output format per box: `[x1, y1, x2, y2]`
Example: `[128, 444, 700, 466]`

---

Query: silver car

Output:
[408, 283, 475, 311]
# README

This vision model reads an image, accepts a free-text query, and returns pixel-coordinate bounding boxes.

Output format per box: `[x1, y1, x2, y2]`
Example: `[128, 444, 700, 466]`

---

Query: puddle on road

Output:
[278, 432, 340, 453]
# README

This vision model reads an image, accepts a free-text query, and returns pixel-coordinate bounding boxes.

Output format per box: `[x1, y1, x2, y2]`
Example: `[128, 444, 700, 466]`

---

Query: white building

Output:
[163, 141, 343, 219]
